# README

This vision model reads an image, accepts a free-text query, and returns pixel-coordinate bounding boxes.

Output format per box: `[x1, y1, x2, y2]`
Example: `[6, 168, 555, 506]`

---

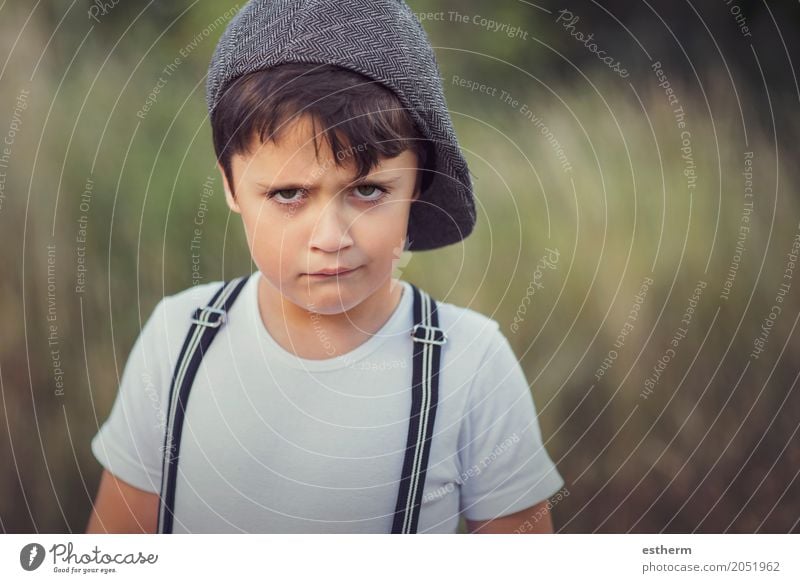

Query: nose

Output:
[308, 196, 354, 253]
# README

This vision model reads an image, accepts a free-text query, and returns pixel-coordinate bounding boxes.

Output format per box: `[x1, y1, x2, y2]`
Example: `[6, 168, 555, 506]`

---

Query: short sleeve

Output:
[458, 325, 565, 522]
[90, 298, 170, 493]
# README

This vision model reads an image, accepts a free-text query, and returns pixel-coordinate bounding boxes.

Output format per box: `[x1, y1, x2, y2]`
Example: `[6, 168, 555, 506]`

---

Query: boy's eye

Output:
[352, 184, 387, 201]
[266, 184, 388, 206]
[267, 189, 305, 203]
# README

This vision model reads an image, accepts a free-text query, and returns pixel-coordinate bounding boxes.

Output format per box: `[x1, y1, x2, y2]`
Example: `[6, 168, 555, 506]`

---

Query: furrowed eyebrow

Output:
[255, 174, 404, 191]
[255, 181, 306, 191]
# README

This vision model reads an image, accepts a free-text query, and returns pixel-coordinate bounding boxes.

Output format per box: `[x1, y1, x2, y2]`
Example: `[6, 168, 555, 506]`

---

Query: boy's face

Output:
[219, 115, 420, 315]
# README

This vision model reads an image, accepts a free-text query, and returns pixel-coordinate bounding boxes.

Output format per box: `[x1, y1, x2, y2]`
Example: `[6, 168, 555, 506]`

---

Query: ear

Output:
[217, 161, 241, 214]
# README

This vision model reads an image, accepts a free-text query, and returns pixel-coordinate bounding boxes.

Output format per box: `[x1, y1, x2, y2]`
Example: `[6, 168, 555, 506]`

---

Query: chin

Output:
[298, 287, 362, 315]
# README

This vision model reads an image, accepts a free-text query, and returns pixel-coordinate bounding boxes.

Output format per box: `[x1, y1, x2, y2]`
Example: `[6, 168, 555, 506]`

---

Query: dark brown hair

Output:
[210, 62, 433, 196]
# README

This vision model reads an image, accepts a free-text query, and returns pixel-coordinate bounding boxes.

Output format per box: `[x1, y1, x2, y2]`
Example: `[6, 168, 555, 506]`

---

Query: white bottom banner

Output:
[1, 534, 796, 582]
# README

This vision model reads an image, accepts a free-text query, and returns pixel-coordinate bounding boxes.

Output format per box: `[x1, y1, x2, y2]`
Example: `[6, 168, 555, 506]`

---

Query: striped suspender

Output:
[157, 278, 447, 534]
[157, 276, 249, 534]
[392, 283, 447, 533]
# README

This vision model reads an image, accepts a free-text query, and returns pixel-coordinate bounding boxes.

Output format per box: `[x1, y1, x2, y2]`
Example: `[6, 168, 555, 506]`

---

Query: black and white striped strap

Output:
[157, 275, 249, 534]
[392, 284, 447, 533]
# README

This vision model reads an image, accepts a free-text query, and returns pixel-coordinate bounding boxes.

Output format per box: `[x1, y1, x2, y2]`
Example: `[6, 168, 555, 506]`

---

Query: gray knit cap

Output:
[206, 0, 476, 252]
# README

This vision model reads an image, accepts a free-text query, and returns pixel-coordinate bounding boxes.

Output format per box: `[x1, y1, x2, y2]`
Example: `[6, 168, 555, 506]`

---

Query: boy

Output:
[87, 0, 564, 534]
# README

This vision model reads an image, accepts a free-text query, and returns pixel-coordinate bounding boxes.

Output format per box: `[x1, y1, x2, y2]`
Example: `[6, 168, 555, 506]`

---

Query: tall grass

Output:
[1, 10, 798, 532]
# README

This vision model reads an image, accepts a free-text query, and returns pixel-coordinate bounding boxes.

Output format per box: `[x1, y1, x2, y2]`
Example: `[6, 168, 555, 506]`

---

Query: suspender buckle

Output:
[411, 324, 448, 345]
[191, 307, 227, 328]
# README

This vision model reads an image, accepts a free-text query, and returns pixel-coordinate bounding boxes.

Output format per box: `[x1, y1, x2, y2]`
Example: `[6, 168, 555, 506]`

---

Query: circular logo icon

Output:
[20, 543, 46, 571]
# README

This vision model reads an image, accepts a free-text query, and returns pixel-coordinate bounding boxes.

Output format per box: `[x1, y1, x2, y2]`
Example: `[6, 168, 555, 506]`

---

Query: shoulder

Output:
[420, 287, 505, 362]
[436, 299, 499, 337]
[161, 279, 228, 311]
[129, 279, 235, 374]
[156, 277, 245, 323]
[419, 287, 527, 395]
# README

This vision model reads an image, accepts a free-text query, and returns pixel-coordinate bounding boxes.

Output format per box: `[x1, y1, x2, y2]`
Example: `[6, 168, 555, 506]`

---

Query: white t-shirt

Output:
[91, 272, 564, 533]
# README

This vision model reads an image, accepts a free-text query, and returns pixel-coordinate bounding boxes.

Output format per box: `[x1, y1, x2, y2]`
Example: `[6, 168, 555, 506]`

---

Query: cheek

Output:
[354, 205, 411, 259]
[240, 204, 296, 268]
[242, 208, 269, 250]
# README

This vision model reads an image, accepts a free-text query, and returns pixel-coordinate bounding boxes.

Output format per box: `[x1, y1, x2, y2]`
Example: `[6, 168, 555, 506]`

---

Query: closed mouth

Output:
[306, 266, 360, 277]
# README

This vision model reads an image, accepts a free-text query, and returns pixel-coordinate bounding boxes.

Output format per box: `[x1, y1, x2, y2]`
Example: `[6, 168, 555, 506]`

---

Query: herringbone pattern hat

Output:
[206, 0, 476, 251]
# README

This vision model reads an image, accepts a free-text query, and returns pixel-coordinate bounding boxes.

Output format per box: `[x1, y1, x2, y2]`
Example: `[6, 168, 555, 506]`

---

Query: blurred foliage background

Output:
[1, 0, 798, 533]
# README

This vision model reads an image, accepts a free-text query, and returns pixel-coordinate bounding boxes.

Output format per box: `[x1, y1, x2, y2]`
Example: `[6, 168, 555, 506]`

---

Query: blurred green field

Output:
[1, 1, 798, 533]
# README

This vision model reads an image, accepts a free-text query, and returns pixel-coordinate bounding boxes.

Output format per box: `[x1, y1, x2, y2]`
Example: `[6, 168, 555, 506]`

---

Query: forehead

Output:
[232, 116, 418, 182]
[242, 116, 348, 169]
